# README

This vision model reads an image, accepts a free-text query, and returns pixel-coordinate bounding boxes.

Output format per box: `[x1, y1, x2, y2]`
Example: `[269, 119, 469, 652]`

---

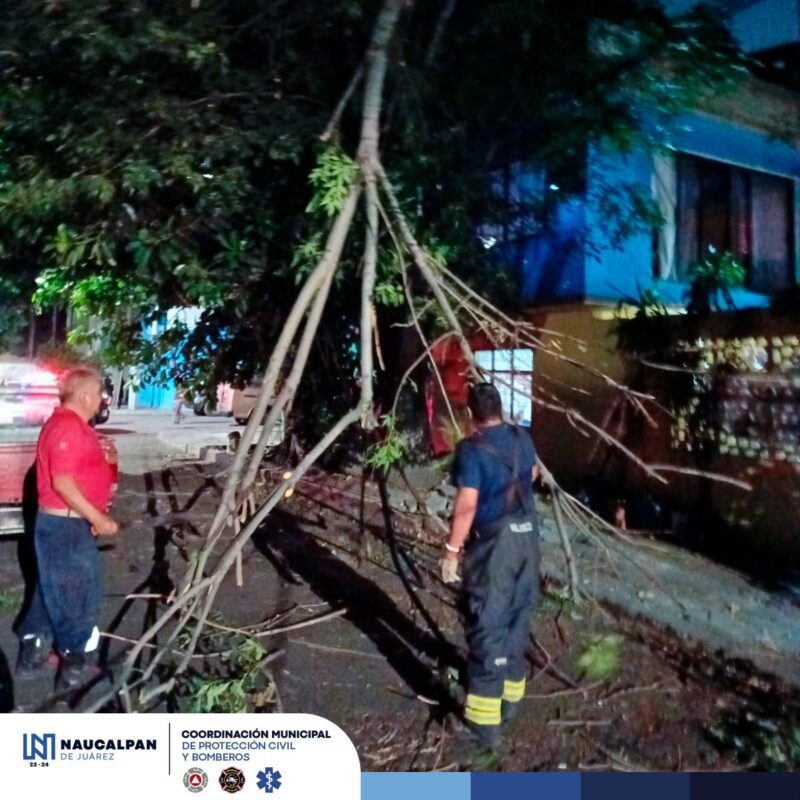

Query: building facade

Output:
[432, 1, 800, 555]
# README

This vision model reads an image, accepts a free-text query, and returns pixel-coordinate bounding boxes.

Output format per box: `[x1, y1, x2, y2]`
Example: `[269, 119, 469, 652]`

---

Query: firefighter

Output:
[441, 382, 540, 752]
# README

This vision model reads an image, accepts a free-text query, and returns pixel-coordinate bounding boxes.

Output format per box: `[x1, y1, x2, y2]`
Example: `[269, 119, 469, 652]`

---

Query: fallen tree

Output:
[75, 0, 750, 712]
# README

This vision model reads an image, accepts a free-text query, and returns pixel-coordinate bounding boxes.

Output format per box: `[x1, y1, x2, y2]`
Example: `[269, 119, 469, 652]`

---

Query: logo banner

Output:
[4, 713, 360, 799]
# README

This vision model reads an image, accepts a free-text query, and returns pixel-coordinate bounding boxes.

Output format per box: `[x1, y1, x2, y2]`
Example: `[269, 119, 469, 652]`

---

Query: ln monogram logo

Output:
[23, 734, 56, 761]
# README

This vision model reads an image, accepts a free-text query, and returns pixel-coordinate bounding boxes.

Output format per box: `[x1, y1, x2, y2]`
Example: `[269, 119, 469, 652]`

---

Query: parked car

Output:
[231, 379, 286, 448]
[0, 360, 118, 536]
[192, 383, 234, 417]
[232, 380, 263, 426]
[94, 390, 111, 426]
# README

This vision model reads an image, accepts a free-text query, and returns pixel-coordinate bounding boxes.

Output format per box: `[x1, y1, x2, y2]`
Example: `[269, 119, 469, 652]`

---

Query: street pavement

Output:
[104, 408, 236, 474]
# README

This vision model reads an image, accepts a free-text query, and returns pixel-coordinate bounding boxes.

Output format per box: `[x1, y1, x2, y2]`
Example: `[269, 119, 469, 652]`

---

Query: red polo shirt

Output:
[37, 407, 113, 512]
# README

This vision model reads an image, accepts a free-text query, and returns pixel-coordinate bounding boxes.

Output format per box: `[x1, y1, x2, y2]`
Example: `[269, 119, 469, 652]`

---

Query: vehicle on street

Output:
[232, 380, 263, 426]
[94, 390, 111, 425]
[231, 379, 286, 449]
[0, 360, 118, 536]
[192, 382, 234, 417]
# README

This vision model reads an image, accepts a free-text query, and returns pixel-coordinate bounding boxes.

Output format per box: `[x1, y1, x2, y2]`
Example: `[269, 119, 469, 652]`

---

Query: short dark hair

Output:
[467, 382, 503, 422]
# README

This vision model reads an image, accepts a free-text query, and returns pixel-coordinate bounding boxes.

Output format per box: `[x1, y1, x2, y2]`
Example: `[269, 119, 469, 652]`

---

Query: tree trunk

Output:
[27, 309, 36, 358]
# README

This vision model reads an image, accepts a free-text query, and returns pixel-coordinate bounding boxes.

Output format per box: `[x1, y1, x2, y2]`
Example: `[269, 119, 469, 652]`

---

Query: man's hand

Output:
[537, 463, 556, 490]
[91, 512, 119, 537]
[440, 550, 461, 584]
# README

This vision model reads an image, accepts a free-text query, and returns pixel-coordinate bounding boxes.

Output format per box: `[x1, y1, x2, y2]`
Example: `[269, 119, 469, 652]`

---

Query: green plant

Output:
[365, 414, 407, 472]
[374, 280, 405, 308]
[615, 284, 674, 355]
[178, 633, 278, 714]
[575, 634, 623, 681]
[632, 286, 669, 320]
[289, 232, 325, 285]
[306, 147, 358, 218]
[686, 249, 745, 315]
[537, 583, 584, 623]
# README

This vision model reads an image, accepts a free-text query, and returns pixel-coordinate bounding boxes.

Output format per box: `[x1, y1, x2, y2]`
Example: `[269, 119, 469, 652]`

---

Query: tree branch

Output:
[320, 65, 365, 143]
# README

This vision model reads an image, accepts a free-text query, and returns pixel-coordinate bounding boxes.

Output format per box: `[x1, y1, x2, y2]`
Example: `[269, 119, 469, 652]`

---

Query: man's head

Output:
[467, 382, 504, 425]
[59, 367, 103, 422]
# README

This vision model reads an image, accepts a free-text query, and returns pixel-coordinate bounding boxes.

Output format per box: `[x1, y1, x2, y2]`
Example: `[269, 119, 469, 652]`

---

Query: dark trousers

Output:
[18, 514, 101, 653]
[462, 511, 540, 708]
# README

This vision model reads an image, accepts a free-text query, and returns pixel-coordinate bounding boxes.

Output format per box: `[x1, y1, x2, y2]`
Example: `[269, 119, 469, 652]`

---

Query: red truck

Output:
[0, 361, 118, 535]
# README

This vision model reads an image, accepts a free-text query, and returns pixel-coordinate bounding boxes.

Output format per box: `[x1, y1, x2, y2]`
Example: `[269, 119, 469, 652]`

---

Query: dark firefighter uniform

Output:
[452, 422, 540, 735]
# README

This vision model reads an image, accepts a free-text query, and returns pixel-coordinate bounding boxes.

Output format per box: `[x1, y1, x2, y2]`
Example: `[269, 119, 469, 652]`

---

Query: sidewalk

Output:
[537, 503, 800, 685]
[104, 409, 235, 475]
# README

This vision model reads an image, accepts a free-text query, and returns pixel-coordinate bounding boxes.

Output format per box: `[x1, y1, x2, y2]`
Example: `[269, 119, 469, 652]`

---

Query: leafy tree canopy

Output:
[0, 0, 744, 420]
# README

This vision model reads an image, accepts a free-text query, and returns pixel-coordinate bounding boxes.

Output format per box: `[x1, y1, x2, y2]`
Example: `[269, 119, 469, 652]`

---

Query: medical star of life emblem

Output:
[183, 767, 208, 793]
[256, 767, 282, 793]
[218, 767, 245, 793]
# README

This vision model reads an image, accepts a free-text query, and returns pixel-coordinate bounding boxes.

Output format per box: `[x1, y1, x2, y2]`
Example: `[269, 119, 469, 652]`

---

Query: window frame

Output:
[668, 152, 796, 294]
[475, 348, 535, 428]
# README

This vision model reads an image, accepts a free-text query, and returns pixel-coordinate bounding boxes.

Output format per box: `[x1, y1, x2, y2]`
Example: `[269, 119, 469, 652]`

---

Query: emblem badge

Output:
[184, 768, 208, 793]
[219, 767, 245, 793]
[256, 767, 283, 794]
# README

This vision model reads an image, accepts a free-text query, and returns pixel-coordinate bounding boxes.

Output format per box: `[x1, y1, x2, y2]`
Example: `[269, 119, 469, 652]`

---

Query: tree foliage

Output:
[0, 0, 745, 418]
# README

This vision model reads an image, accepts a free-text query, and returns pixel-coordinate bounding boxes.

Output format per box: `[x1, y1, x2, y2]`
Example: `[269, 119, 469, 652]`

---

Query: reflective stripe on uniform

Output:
[502, 677, 525, 703]
[84, 625, 100, 653]
[464, 693, 501, 726]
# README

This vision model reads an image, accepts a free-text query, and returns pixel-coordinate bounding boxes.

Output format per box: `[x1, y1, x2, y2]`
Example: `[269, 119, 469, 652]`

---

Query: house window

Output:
[475, 348, 534, 427]
[671, 154, 795, 293]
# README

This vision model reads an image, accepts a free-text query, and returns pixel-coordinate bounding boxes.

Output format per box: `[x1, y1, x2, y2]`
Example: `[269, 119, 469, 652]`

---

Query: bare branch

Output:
[551, 486, 582, 604]
[377, 163, 479, 377]
[240, 227, 346, 491]
[194, 181, 364, 583]
[320, 65, 365, 143]
[425, 0, 459, 66]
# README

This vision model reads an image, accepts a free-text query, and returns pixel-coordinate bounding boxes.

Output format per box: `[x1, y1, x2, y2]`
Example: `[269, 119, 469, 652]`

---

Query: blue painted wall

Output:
[133, 307, 202, 410]
[517, 109, 800, 309]
[583, 146, 655, 304]
[729, 0, 800, 52]
[136, 382, 176, 410]
[512, 199, 587, 303]
[664, 0, 800, 54]
[663, 111, 800, 180]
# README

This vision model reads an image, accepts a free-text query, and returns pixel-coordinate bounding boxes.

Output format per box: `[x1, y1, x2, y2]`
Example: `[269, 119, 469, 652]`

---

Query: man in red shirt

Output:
[17, 366, 119, 688]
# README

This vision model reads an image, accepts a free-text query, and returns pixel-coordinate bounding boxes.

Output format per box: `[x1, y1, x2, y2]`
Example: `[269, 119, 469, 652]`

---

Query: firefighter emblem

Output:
[219, 767, 246, 793]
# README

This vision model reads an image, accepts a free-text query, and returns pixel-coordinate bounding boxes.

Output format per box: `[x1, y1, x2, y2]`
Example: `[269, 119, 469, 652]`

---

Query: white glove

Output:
[440, 556, 461, 584]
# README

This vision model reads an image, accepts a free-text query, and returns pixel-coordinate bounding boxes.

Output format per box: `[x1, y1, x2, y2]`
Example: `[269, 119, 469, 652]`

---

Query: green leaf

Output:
[306, 147, 357, 218]
[575, 634, 624, 681]
[365, 414, 407, 471]
[374, 281, 405, 307]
